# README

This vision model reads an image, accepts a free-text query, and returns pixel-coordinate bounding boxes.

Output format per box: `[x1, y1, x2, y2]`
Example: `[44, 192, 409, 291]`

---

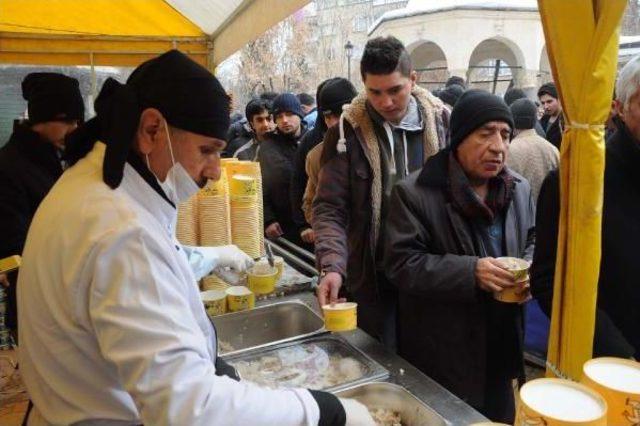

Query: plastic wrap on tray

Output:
[225, 336, 388, 391]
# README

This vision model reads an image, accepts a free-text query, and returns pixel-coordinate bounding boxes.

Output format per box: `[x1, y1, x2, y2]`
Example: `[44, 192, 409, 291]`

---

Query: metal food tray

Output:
[335, 382, 449, 426]
[223, 334, 389, 392]
[212, 301, 325, 356]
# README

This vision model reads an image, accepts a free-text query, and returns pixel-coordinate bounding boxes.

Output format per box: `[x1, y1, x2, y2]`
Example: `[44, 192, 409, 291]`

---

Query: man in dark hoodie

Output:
[291, 77, 358, 244]
[0, 72, 84, 334]
[258, 93, 308, 245]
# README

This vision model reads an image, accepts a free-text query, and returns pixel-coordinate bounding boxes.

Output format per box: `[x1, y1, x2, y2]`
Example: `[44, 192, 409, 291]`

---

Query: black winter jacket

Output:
[258, 128, 307, 244]
[0, 124, 64, 329]
[385, 150, 536, 407]
[531, 124, 640, 359]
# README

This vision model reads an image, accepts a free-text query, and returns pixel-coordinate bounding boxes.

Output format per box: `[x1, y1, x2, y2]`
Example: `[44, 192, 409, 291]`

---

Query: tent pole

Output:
[90, 52, 97, 98]
[207, 38, 216, 74]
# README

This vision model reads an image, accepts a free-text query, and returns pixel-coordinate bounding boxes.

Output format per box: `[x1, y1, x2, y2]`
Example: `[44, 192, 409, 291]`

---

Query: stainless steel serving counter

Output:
[254, 291, 489, 426]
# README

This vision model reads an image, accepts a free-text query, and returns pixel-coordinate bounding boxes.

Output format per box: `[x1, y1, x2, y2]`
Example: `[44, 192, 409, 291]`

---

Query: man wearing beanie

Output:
[0, 72, 84, 336]
[291, 77, 358, 244]
[538, 82, 564, 149]
[17, 51, 371, 425]
[503, 87, 547, 138]
[385, 89, 535, 423]
[301, 78, 358, 226]
[258, 92, 309, 246]
[436, 83, 465, 109]
[314, 36, 449, 351]
[507, 98, 559, 200]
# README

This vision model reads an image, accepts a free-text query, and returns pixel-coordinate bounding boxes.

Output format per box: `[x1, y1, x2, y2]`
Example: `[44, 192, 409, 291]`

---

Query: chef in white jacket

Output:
[17, 50, 373, 426]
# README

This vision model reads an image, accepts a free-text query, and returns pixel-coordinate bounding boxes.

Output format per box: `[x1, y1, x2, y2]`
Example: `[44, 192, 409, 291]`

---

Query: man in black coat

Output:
[258, 93, 307, 246]
[385, 90, 535, 423]
[538, 82, 564, 149]
[290, 78, 357, 245]
[0, 72, 84, 333]
[531, 56, 640, 360]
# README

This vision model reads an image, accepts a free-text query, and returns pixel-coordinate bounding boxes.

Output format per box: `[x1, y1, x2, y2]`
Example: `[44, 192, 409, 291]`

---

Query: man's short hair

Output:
[245, 98, 271, 123]
[537, 82, 558, 99]
[297, 93, 315, 107]
[616, 55, 640, 108]
[360, 36, 412, 80]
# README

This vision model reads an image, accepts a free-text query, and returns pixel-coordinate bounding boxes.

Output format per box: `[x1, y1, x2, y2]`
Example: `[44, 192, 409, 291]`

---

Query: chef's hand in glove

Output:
[213, 245, 254, 272]
[340, 398, 376, 426]
[183, 244, 254, 281]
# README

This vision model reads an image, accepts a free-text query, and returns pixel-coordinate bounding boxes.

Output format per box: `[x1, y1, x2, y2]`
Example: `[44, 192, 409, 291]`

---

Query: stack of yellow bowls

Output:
[201, 274, 230, 291]
[224, 161, 265, 256]
[175, 194, 199, 246]
[198, 171, 232, 247]
[229, 174, 261, 259]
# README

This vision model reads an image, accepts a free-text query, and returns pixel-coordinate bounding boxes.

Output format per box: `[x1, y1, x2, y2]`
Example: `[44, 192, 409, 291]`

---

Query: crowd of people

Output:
[0, 34, 637, 425]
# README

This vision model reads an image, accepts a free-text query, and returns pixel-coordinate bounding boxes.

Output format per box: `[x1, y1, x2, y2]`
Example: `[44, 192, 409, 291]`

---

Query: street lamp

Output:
[344, 40, 354, 82]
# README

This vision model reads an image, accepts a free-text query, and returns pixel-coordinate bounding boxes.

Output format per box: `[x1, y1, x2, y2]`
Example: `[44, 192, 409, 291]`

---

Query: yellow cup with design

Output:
[494, 257, 530, 303]
[247, 265, 278, 295]
[229, 174, 257, 198]
[201, 290, 227, 317]
[581, 357, 640, 425]
[225, 286, 255, 312]
[516, 378, 607, 425]
[322, 302, 357, 332]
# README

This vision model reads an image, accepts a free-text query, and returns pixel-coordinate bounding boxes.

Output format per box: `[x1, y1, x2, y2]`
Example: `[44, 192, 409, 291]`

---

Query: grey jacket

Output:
[384, 149, 535, 407]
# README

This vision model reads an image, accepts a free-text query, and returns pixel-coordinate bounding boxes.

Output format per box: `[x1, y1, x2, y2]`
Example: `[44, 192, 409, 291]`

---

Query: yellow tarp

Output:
[0, 0, 209, 66]
[539, 0, 626, 380]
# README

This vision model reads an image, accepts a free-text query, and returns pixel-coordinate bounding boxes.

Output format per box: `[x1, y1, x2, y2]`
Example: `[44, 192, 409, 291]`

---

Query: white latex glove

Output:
[339, 398, 376, 426]
[183, 245, 254, 281]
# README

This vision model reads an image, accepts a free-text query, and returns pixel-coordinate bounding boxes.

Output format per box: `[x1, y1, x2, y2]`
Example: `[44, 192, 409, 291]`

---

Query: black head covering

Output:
[510, 98, 538, 130]
[318, 77, 357, 116]
[437, 83, 465, 107]
[272, 93, 305, 119]
[66, 50, 231, 189]
[22, 73, 84, 124]
[449, 89, 514, 151]
[503, 88, 527, 106]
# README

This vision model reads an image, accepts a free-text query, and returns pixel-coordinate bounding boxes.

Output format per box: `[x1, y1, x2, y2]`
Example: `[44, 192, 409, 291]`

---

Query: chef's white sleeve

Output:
[88, 225, 319, 426]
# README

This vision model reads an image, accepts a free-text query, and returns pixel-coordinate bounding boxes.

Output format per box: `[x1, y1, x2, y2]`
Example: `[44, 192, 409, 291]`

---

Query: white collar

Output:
[87, 142, 177, 234]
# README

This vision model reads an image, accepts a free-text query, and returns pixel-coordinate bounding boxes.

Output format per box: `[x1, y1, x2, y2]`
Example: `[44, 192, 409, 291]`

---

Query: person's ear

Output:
[614, 100, 625, 121]
[136, 108, 165, 155]
[409, 70, 417, 89]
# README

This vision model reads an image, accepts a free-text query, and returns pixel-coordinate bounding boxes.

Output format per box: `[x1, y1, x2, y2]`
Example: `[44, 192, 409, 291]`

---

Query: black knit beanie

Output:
[449, 89, 514, 151]
[510, 98, 538, 130]
[318, 78, 357, 116]
[22, 73, 84, 124]
[272, 93, 305, 119]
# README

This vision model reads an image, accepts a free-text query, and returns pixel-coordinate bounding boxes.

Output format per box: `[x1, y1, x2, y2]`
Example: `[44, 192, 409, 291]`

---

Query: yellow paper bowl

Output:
[229, 174, 257, 197]
[517, 378, 607, 426]
[247, 267, 278, 295]
[496, 256, 530, 281]
[493, 277, 529, 303]
[322, 302, 358, 332]
[582, 357, 640, 425]
[225, 286, 255, 312]
[200, 290, 227, 317]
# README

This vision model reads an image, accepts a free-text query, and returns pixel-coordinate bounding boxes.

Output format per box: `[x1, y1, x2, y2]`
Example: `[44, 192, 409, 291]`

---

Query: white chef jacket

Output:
[17, 142, 320, 426]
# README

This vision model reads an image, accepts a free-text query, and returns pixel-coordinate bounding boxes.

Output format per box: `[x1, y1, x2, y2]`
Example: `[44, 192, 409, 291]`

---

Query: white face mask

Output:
[146, 121, 200, 205]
